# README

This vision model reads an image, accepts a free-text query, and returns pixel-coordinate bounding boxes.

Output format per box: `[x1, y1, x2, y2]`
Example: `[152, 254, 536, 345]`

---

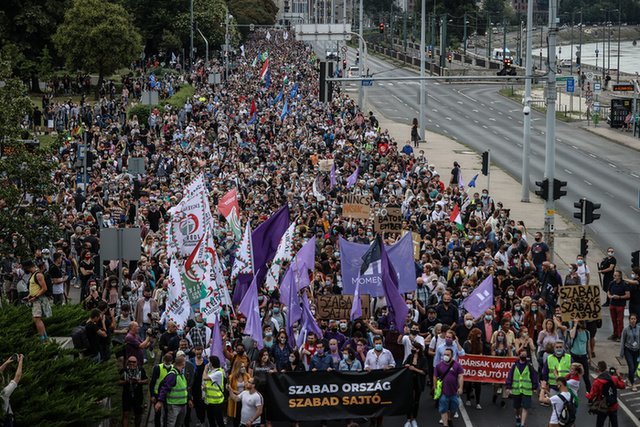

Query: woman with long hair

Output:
[403, 341, 427, 427]
[227, 362, 251, 427]
[463, 328, 484, 409]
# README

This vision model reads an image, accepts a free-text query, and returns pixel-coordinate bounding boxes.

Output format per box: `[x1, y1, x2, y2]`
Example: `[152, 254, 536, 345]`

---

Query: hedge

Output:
[160, 84, 195, 110]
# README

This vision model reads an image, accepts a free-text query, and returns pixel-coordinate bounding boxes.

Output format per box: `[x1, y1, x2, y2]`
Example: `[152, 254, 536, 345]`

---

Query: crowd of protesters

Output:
[3, 29, 640, 427]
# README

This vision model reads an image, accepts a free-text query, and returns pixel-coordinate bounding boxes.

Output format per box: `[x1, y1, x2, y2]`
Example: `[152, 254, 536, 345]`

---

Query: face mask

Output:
[163, 363, 172, 369]
[343, 354, 349, 361]
[240, 367, 246, 374]
[265, 332, 273, 338]
[508, 291, 514, 297]
[497, 336, 504, 342]
[177, 330, 184, 336]
[374, 344, 383, 352]
[443, 355, 451, 363]
[577, 260, 584, 266]
[196, 322, 204, 327]
[329, 344, 338, 351]
[515, 306, 522, 312]
[288, 355, 296, 363]
[524, 262, 530, 268]
[316, 349, 324, 356]
[410, 329, 419, 336]
[279, 337, 286, 344]
[475, 235, 481, 241]
[462, 292, 468, 298]
[485, 315, 492, 321]
[465, 320, 473, 328]
[339, 323, 347, 331]
[273, 307, 280, 314]
[519, 355, 527, 361]
[608, 251, 614, 256]
[554, 349, 564, 357]
[531, 308, 538, 313]
[445, 338, 453, 346]
[407, 304, 413, 310]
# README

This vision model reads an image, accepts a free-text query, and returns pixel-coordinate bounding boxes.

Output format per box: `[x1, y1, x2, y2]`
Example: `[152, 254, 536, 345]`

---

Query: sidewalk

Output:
[374, 108, 626, 371]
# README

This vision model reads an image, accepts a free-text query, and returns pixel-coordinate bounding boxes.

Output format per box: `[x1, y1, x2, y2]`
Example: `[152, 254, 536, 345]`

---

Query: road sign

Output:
[613, 84, 634, 92]
[556, 76, 574, 81]
[361, 79, 374, 87]
[566, 79, 575, 93]
[341, 46, 348, 53]
[594, 82, 602, 92]
[593, 101, 600, 113]
[586, 71, 594, 80]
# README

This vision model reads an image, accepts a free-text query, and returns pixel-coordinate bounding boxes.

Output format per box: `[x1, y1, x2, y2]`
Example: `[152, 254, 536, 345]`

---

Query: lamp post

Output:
[420, 0, 426, 142]
[521, 0, 534, 203]
[190, 0, 194, 70]
[463, 13, 468, 56]
[225, 13, 233, 80]
[616, 5, 621, 83]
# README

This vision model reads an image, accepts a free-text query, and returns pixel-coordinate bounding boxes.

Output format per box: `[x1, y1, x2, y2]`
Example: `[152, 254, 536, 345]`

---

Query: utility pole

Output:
[570, 11, 574, 76]
[225, 13, 232, 80]
[503, 18, 507, 62]
[439, 14, 446, 70]
[616, 5, 621, 83]
[190, 0, 194, 71]
[419, 0, 426, 142]
[403, 0, 407, 52]
[358, 0, 364, 108]
[488, 14, 492, 59]
[521, 0, 534, 203]
[463, 13, 467, 56]
[544, 0, 558, 260]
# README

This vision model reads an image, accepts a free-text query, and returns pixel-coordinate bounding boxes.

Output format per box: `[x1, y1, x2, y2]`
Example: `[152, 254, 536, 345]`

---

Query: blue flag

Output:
[273, 89, 283, 105]
[280, 100, 288, 121]
[468, 174, 479, 188]
[289, 83, 299, 99]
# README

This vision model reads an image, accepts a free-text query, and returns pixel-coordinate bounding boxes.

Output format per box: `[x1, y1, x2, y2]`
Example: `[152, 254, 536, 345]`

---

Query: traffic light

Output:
[428, 49, 432, 58]
[535, 179, 549, 201]
[504, 58, 512, 66]
[573, 199, 585, 223]
[379, 23, 385, 33]
[632, 250, 640, 268]
[553, 179, 567, 200]
[584, 199, 601, 224]
[580, 237, 589, 257]
[481, 151, 490, 176]
[447, 53, 452, 63]
[342, 60, 347, 70]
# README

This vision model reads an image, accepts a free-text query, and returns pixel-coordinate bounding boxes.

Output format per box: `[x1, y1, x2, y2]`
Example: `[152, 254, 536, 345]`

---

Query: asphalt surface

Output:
[341, 49, 640, 271]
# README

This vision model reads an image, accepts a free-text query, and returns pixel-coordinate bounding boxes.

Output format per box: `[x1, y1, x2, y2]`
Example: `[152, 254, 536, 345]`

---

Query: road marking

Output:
[489, 118, 496, 121]
[460, 404, 474, 427]
[497, 111, 503, 115]
[620, 391, 637, 397]
[435, 124, 440, 128]
[516, 143, 523, 147]
[589, 153, 597, 158]
[452, 136, 458, 140]
[457, 101, 463, 104]
[609, 163, 617, 168]
[625, 396, 640, 401]
[432, 109, 439, 113]
[474, 120, 479, 124]
[564, 169, 573, 175]
[489, 107, 495, 111]
[630, 205, 640, 213]
[557, 138, 563, 142]
[480, 103, 485, 107]
[388, 83, 394, 86]
[473, 109, 479, 113]
[482, 125, 488, 129]
[605, 192, 616, 199]
[504, 136, 510, 140]
[584, 180, 593, 186]
[493, 130, 498, 135]
[465, 115, 470, 119]
[571, 145, 578, 149]
[446, 117, 452, 120]
[443, 129, 449, 134]
[518, 121, 523, 124]
[428, 119, 433, 122]
[632, 173, 640, 178]
[508, 116, 513, 120]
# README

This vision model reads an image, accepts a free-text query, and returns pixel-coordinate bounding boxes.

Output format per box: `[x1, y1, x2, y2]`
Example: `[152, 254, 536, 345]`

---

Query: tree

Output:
[53, 0, 142, 95]
[0, 58, 61, 258]
[229, 0, 278, 37]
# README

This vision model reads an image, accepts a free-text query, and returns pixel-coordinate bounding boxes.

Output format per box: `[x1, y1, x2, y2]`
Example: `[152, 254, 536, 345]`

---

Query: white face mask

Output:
[443, 355, 451, 363]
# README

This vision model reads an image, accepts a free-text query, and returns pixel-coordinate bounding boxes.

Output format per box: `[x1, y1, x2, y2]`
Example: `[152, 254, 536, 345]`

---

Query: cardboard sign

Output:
[558, 285, 602, 321]
[316, 294, 370, 320]
[402, 230, 421, 260]
[342, 194, 371, 220]
[319, 159, 334, 172]
[459, 355, 518, 384]
[374, 207, 403, 233]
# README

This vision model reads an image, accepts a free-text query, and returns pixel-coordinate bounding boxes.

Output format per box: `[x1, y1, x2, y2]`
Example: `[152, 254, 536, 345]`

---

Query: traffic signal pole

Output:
[419, 0, 426, 142]
[521, 0, 534, 203]
[544, 0, 558, 261]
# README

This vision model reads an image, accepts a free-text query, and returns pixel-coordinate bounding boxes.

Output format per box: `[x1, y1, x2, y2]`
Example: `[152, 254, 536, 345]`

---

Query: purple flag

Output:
[329, 163, 337, 189]
[463, 275, 494, 319]
[350, 279, 363, 321]
[238, 274, 264, 349]
[235, 206, 290, 303]
[283, 267, 302, 348]
[296, 292, 323, 348]
[280, 237, 316, 305]
[345, 166, 359, 188]
[209, 316, 225, 363]
[379, 237, 409, 332]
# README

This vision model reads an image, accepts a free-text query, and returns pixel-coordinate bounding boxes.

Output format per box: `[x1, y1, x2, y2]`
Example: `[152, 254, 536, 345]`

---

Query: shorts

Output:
[512, 394, 532, 409]
[438, 394, 460, 414]
[31, 297, 52, 318]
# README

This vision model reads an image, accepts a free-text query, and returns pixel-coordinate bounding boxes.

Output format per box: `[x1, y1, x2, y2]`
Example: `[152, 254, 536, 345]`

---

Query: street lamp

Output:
[616, 3, 622, 83]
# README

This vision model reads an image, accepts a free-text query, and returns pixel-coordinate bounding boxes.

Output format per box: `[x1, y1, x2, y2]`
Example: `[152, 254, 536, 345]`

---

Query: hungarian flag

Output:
[249, 100, 256, 118]
[450, 204, 464, 231]
[259, 58, 270, 81]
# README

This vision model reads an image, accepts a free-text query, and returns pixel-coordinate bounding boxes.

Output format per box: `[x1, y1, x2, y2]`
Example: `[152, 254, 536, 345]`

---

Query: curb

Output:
[580, 126, 640, 152]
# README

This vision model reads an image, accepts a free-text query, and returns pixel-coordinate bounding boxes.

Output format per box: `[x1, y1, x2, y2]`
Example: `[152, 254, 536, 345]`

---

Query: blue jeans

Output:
[624, 348, 640, 385]
[438, 394, 460, 414]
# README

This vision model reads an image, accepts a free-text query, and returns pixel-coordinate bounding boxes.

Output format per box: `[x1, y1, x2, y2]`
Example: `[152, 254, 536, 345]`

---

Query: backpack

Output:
[71, 323, 89, 350]
[556, 393, 577, 427]
[602, 376, 618, 406]
[43, 272, 54, 298]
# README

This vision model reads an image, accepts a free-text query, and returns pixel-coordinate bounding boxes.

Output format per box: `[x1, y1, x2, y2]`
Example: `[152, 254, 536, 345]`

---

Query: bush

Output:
[160, 84, 195, 111]
[128, 103, 152, 126]
[0, 302, 117, 426]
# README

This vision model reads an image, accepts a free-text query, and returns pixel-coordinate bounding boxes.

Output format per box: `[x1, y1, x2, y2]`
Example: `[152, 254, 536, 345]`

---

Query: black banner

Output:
[265, 368, 412, 422]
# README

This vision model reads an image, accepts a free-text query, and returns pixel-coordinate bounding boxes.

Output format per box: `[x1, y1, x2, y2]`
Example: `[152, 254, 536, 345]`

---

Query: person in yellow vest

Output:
[506, 349, 540, 427]
[202, 355, 226, 427]
[542, 340, 572, 393]
[22, 260, 51, 341]
[149, 353, 173, 427]
[155, 354, 192, 426]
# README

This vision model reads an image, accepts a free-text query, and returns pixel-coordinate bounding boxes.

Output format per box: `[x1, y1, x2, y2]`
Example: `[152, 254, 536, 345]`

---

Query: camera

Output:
[523, 106, 531, 116]
[147, 312, 161, 338]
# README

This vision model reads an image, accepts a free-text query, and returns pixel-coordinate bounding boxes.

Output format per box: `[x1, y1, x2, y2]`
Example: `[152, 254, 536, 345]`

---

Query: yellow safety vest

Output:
[154, 364, 172, 395]
[166, 368, 188, 405]
[547, 354, 571, 387]
[204, 368, 225, 405]
[512, 365, 533, 396]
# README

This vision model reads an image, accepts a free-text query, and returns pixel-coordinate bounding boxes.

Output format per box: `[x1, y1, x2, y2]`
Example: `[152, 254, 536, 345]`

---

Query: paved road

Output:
[342, 50, 640, 270]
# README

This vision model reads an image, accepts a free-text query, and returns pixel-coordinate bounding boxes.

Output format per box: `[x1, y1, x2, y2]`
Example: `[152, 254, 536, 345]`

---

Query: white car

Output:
[348, 66, 360, 77]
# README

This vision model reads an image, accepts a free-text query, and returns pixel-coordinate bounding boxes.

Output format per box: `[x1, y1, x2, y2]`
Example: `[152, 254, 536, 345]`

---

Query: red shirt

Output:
[586, 373, 625, 412]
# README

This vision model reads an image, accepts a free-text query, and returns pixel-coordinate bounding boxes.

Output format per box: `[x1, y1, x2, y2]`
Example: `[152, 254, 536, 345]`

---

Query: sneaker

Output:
[476, 404, 482, 410]
[454, 412, 459, 419]
[466, 400, 471, 407]
[404, 422, 411, 427]
[439, 419, 443, 424]
[411, 421, 418, 427]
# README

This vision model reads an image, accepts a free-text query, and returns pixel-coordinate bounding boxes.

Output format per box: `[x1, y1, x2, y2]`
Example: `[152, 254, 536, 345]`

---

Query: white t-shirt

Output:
[1, 380, 17, 415]
[549, 391, 572, 424]
[577, 264, 590, 285]
[239, 390, 263, 425]
[401, 335, 426, 361]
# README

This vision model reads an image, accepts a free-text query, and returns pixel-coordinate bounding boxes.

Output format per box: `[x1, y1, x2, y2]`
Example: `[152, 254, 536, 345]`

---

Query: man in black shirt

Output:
[146, 202, 164, 232]
[48, 252, 66, 305]
[598, 247, 617, 307]
[85, 309, 107, 361]
[435, 292, 459, 328]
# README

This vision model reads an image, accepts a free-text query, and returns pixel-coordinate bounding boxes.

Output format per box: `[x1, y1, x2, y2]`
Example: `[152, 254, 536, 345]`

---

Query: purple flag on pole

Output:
[209, 316, 225, 363]
[345, 166, 359, 188]
[379, 237, 409, 332]
[238, 274, 264, 349]
[282, 267, 302, 348]
[280, 237, 315, 304]
[463, 275, 494, 319]
[296, 292, 323, 348]
[329, 163, 337, 189]
[232, 274, 252, 306]
[350, 278, 363, 321]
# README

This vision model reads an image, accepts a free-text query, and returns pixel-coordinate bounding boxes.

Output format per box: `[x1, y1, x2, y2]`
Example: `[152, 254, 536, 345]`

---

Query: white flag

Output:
[240, 44, 245, 57]
[231, 221, 254, 279]
[266, 31, 271, 41]
[265, 222, 296, 290]
[312, 177, 326, 201]
[283, 31, 289, 40]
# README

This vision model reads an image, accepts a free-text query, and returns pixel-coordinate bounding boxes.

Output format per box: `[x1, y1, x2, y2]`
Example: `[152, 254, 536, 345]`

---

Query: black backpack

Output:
[71, 323, 89, 350]
[556, 394, 577, 427]
[602, 375, 618, 406]
[43, 272, 54, 298]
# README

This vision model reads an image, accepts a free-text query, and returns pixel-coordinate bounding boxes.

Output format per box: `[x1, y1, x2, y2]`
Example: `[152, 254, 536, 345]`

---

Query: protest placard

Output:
[459, 355, 518, 384]
[342, 194, 371, 220]
[374, 207, 403, 233]
[402, 230, 420, 260]
[316, 294, 370, 320]
[558, 285, 602, 321]
[318, 159, 334, 172]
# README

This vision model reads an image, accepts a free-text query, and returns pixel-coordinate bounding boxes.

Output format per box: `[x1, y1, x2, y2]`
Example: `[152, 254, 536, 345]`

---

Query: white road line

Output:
[504, 136, 510, 140]
[630, 205, 640, 213]
[489, 118, 496, 121]
[459, 404, 474, 427]
[589, 153, 597, 158]
[517, 143, 523, 147]
[474, 120, 479, 124]
[465, 115, 470, 119]
[428, 119, 433, 122]
[508, 116, 513, 120]
[493, 130, 498, 134]
[482, 125, 488, 129]
[446, 117, 452, 121]
[605, 192, 616, 199]
[443, 129, 449, 133]
[432, 109, 439, 113]
[497, 111, 503, 115]
[518, 121, 523, 124]
[557, 138, 563, 142]
[473, 109, 479, 113]
[625, 396, 640, 401]
[584, 180, 593, 186]
[632, 173, 640, 178]
[609, 163, 617, 168]
[435, 124, 441, 128]
[457, 101, 463, 104]
[564, 169, 573, 175]
[388, 83, 394, 86]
